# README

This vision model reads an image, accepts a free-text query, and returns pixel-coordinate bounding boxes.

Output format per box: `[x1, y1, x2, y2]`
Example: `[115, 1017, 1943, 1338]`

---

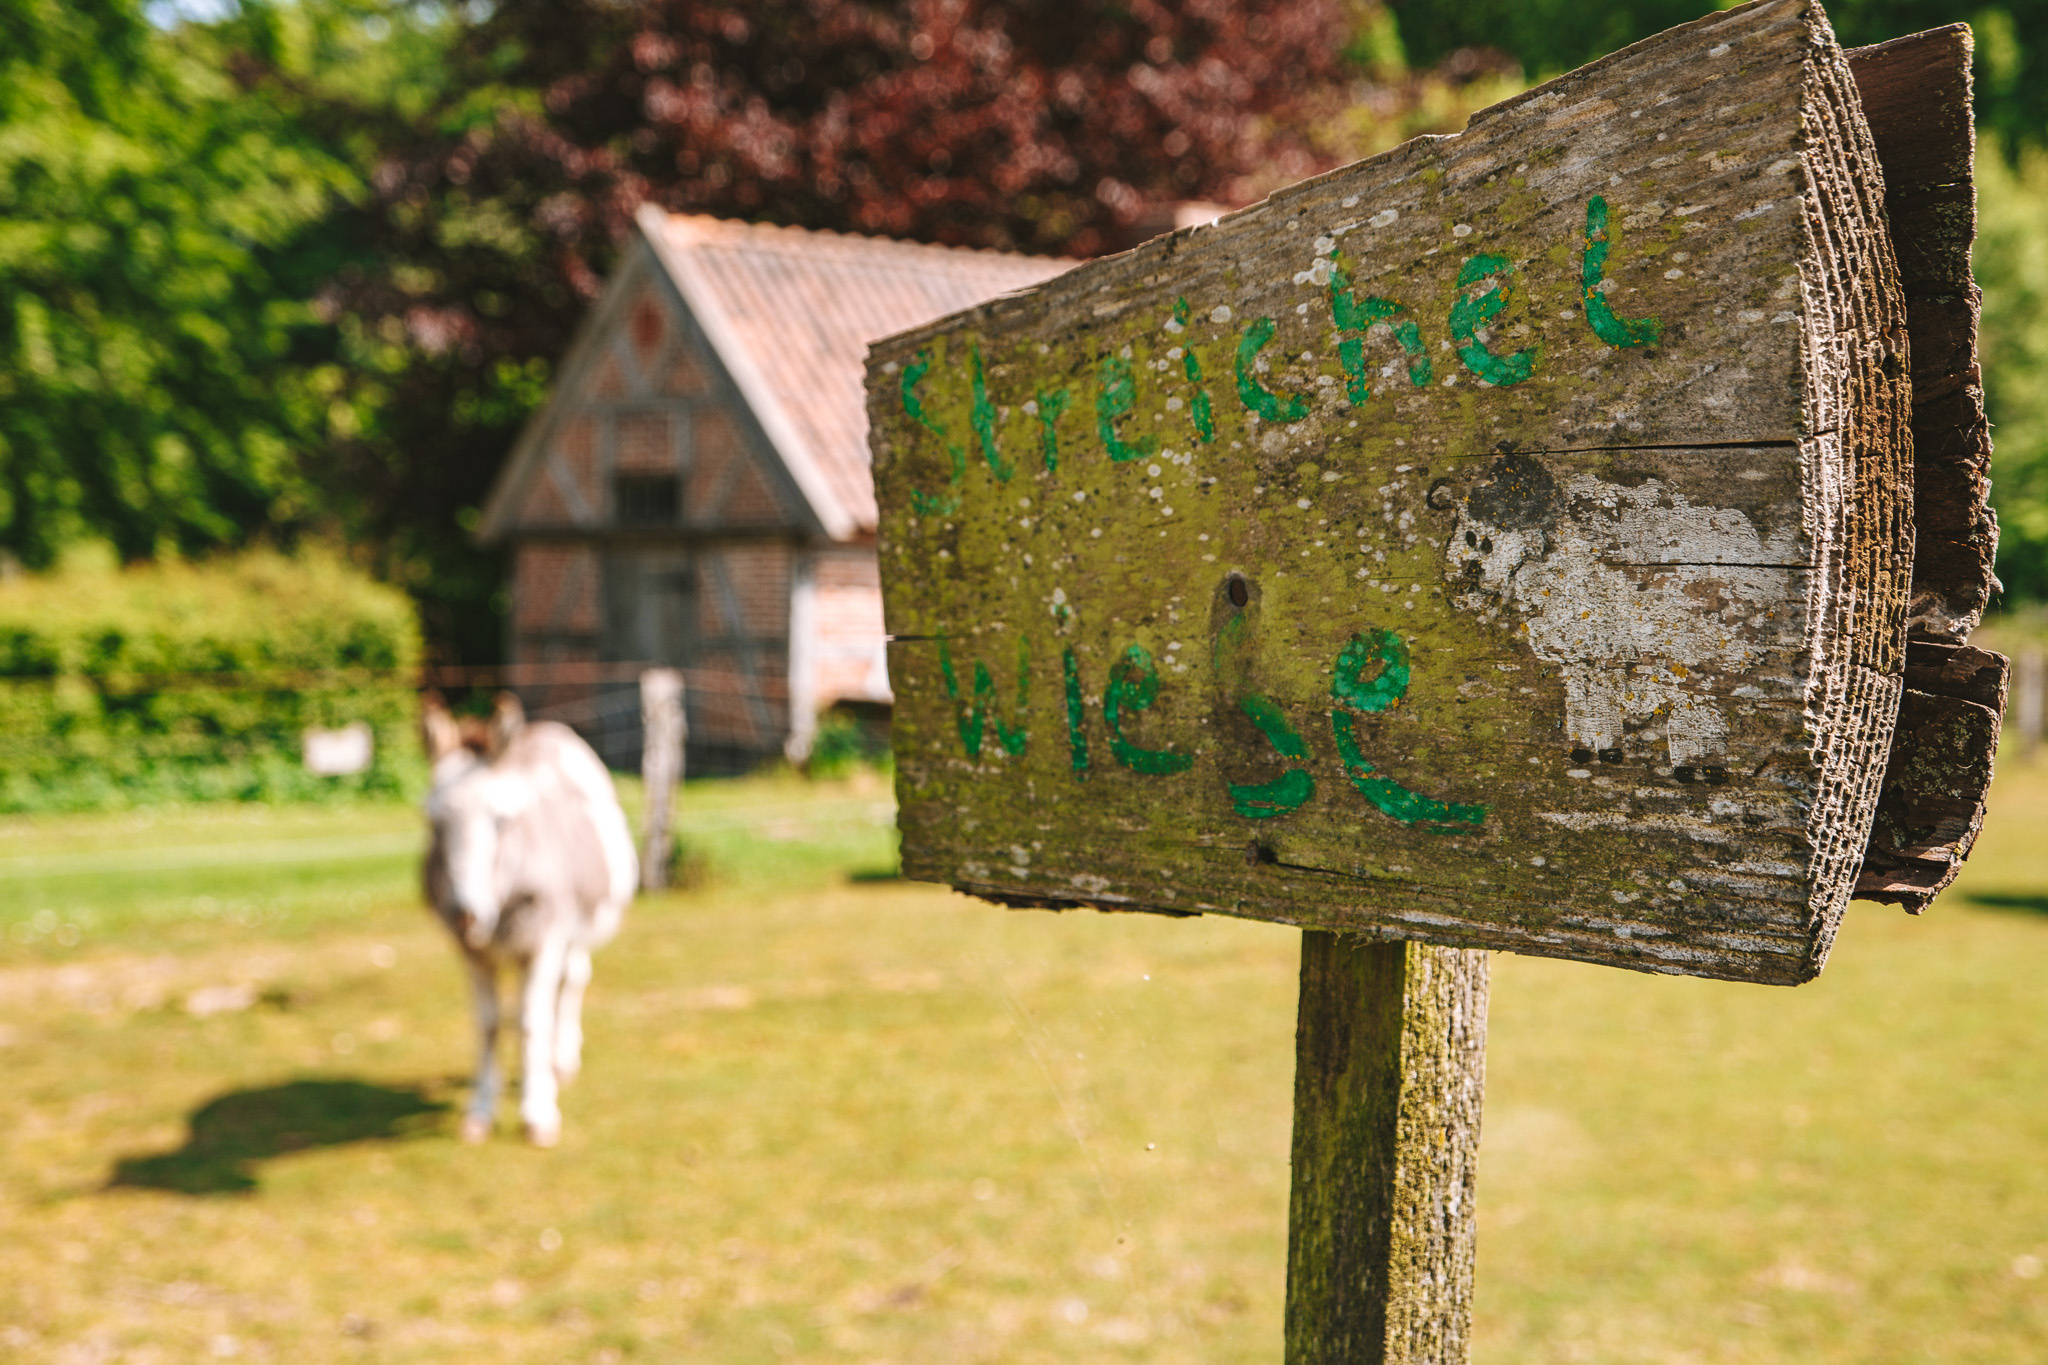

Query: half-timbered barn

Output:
[478, 207, 1067, 771]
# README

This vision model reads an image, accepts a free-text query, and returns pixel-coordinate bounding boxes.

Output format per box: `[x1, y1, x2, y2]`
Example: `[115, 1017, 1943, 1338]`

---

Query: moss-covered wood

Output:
[1285, 934, 1487, 1365]
[867, 0, 1913, 986]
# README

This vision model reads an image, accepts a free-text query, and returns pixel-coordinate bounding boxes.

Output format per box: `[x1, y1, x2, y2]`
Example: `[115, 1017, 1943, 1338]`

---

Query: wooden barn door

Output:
[598, 548, 694, 769]
[603, 543, 790, 773]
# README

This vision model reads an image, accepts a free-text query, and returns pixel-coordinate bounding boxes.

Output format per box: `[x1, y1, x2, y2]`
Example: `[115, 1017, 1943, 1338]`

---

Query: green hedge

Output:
[0, 550, 424, 811]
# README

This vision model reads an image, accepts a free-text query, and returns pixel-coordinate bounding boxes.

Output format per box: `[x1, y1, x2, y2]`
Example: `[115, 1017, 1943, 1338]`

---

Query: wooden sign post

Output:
[865, 1, 2003, 1357]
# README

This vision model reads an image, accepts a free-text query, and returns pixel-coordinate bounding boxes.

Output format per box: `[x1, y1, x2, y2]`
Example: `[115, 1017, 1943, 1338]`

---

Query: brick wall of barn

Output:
[497, 249, 885, 773]
[809, 547, 890, 709]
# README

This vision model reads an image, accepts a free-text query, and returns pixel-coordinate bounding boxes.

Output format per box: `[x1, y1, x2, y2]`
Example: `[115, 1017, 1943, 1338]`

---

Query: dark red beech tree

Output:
[317, 0, 1485, 659]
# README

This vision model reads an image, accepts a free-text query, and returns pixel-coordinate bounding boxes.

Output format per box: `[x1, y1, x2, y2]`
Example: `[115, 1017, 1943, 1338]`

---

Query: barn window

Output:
[614, 474, 681, 527]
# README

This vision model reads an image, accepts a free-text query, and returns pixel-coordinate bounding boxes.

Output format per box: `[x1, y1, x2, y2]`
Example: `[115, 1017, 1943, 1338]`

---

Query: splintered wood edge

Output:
[1755, 6, 1913, 974]
[1856, 642, 2006, 910]
[1849, 23, 1995, 638]
[1847, 24, 2007, 911]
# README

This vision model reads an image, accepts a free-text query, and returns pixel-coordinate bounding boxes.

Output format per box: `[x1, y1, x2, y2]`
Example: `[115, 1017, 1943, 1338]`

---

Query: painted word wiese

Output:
[867, 0, 1912, 986]
[906, 197, 1662, 832]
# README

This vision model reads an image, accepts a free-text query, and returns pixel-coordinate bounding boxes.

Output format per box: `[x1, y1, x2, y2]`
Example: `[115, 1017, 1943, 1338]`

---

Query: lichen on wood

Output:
[867, 0, 1914, 987]
[1285, 934, 1487, 1364]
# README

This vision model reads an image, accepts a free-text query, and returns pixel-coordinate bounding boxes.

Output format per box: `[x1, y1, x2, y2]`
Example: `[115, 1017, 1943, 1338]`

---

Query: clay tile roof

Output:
[640, 208, 1072, 536]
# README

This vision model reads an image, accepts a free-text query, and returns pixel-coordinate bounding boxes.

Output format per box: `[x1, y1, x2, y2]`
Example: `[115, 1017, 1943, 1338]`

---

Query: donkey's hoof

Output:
[523, 1118, 562, 1148]
[458, 1113, 493, 1145]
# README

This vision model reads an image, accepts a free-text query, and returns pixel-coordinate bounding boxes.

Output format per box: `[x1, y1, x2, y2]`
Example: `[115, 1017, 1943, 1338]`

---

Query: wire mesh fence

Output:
[421, 663, 792, 775]
[0, 660, 804, 808]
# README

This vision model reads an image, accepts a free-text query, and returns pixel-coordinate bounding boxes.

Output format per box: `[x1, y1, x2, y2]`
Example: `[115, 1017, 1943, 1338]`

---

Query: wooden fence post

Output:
[1287, 934, 1488, 1365]
[639, 668, 685, 890]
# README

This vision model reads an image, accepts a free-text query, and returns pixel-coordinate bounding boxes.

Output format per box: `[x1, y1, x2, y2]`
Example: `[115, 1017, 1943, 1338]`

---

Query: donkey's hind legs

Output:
[460, 957, 501, 1144]
[518, 936, 568, 1147]
[553, 943, 593, 1087]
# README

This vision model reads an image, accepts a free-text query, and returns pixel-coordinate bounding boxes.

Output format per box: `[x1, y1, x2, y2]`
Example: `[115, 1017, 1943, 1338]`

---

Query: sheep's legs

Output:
[460, 958, 501, 1143]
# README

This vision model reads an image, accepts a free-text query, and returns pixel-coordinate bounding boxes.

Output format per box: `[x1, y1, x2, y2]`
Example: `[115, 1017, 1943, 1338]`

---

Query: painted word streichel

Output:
[867, 19, 1910, 989]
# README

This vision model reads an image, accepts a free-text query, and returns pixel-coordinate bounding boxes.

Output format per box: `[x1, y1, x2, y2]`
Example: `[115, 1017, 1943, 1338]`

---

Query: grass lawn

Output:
[2, 762, 2047, 1362]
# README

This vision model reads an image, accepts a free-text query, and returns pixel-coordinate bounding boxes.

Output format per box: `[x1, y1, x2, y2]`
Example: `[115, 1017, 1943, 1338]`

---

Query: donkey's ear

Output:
[487, 690, 527, 759]
[420, 691, 463, 762]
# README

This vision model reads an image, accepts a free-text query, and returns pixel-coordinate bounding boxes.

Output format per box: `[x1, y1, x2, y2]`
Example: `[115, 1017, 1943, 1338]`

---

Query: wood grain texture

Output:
[1845, 25, 2007, 907]
[868, 0, 1911, 985]
[1285, 934, 1487, 1365]
[1846, 25, 1996, 641]
[1856, 640, 2005, 910]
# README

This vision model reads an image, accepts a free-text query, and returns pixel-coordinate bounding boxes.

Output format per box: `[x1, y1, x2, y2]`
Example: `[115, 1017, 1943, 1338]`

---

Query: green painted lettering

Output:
[1448, 254, 1537, 387]
[1580, 196, 1664, 348]
[1229, 693, 1316, 819]
[1173, 298, 1217, 443]
[1335, 337, 1370, 404]
[969, 343, 1009, 480]
[902, 348, 963, 515]
[1105, 644, 1192, 775]
[1063, 645, 1090, 778]
[1232, 767, 1315, 820]
[1239, 692, 1310, 759]
[1034, 388, 1070, 471]
[1235, 317, 1311, 423]
[939, 633, 1029, 759]
[1329, 256, 1431, 403]
[1330, 630, 1486, 826]
[1331, 629, 1409, 715]
[1190, 383, 1216, 443]
[1096, 354, 1157, 463]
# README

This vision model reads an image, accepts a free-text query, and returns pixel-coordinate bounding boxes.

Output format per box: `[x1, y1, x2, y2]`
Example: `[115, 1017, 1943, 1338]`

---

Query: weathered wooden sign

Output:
[864, 0, 1970, 989]
[866, 3, 2001, 1360]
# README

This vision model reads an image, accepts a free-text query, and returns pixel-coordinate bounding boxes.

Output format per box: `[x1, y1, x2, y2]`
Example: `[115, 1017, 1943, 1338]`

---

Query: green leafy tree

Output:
[1977, 141, 2048, 600]
[309, 0, 1519, 661]
[0, 0, 360, 567]
[193, 1, 497, 658]
[1390, 0, 2048, 154]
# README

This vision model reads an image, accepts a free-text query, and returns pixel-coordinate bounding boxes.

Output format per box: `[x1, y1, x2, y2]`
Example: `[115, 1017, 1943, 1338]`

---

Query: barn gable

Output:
[480, 240, 820, 544]
[477, 212, 1070, 769]
[634, 208, 1071, 537]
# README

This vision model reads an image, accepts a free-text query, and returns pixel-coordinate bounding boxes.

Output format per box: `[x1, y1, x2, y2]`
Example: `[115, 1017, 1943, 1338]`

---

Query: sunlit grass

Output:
[1, 762, 2046, 1360]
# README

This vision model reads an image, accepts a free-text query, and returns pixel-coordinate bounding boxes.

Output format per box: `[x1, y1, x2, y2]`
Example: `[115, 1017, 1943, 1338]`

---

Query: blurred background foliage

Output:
[1976, 140, 2048, 599]
[2, 0, 2045, 663]
[0, 544, 422, 810]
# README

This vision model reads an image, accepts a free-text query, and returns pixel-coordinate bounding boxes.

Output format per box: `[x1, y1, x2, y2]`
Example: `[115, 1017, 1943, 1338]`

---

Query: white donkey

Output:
[421, 693, 637, 1146]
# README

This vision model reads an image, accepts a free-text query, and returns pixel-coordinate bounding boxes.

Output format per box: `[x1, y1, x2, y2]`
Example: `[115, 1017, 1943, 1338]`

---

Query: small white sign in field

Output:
[302, 722, 374, 776]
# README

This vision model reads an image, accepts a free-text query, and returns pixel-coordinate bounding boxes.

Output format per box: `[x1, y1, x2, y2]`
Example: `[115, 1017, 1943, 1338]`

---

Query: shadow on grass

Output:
[847, 867, 902, 884]
[110, 1079, 449, 1195]
[1964, 892, 2048, 917]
